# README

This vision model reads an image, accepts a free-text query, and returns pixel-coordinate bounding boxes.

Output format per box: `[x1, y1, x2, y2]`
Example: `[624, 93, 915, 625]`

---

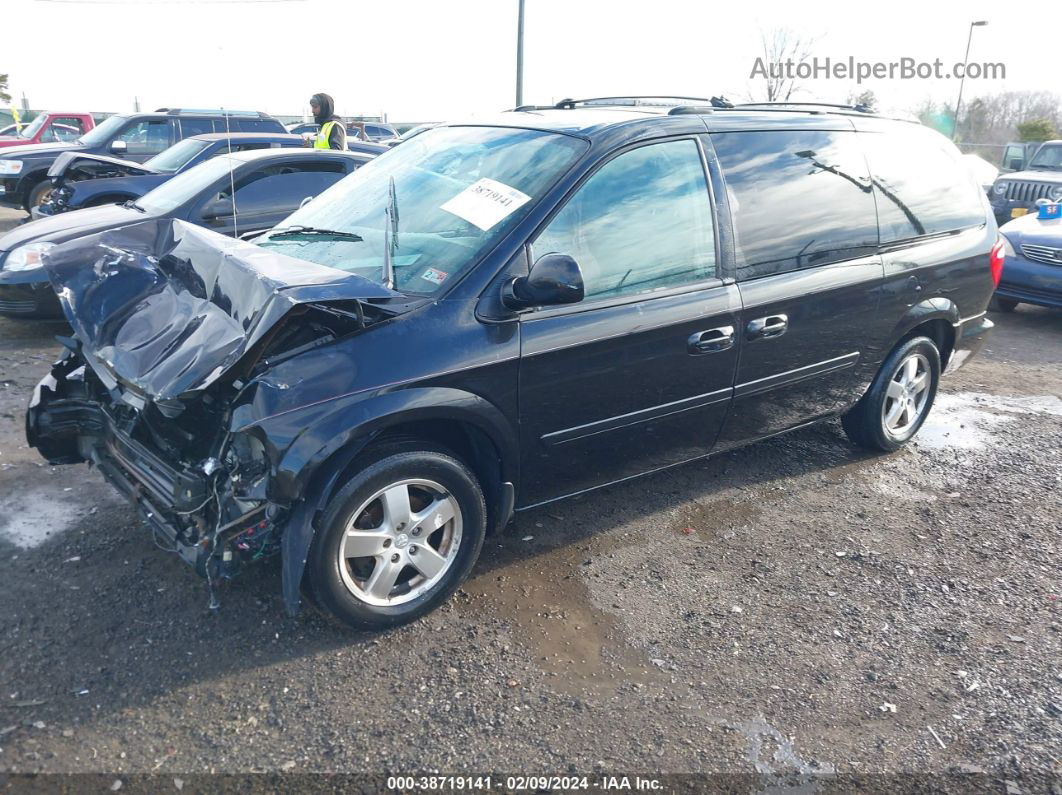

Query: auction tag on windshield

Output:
[441, 178, 531, 231]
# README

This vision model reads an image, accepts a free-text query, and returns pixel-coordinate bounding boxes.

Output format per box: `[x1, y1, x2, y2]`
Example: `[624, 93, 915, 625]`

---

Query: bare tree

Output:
[0, 74, 10, 106]
[749, 28, 816, 102]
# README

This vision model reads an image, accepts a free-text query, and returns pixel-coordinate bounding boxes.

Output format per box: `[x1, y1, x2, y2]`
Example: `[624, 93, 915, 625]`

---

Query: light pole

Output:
[953, 20, 987, 142]
[515, 0, 526, 108]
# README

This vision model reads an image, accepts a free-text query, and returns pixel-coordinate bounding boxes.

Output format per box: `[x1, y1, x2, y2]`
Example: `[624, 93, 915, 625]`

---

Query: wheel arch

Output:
[19, 169, 51, 208]
[886, 298, 959, 369]
[270, 387, 518, 615]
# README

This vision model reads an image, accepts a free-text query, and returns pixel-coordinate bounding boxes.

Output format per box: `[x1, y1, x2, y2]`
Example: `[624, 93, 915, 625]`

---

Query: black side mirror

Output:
[110, 140, 127, 155]
[502, 252, 584, 309]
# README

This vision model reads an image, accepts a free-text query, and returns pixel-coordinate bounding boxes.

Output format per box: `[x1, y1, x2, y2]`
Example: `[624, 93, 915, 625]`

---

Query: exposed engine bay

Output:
[27, 218, 401, 607]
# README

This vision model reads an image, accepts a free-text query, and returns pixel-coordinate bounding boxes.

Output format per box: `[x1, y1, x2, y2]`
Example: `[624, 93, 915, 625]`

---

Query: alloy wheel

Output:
[337, 478, 462, 607]
[882, 352, 931, 437]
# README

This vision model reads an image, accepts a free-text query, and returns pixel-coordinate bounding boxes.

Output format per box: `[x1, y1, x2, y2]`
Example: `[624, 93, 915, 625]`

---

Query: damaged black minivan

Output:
[28, 100, 999, 629]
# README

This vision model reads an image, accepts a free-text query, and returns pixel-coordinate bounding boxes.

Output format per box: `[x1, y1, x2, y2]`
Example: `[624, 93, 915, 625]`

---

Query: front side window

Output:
[117, 119, 172, 156]
[218, 162, 349, 217]
[713, 130, 879, 280]
[534, 139, 716, 301]
[861, 127, 987, 242]
[256, 126, 588, 295]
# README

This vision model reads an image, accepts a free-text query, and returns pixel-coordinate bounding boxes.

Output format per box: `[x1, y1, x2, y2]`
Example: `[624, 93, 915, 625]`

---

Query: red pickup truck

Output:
[0, 112, 95, 148]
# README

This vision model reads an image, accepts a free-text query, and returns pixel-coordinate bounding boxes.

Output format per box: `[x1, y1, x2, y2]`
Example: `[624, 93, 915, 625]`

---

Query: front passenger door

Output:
[517, 138, 740, 507]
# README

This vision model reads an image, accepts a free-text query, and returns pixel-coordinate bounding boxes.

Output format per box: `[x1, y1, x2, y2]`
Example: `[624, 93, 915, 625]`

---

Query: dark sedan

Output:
[35, 132, 306, 218]
[994, 210, 1062, 311]
[0, 147, 373, 317]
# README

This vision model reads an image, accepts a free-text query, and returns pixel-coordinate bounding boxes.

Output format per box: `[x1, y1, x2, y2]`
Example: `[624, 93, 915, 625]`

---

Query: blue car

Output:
[995, 210, 1062, 311]
[1, 147, 374, 317]
[34, 132, 306, 218]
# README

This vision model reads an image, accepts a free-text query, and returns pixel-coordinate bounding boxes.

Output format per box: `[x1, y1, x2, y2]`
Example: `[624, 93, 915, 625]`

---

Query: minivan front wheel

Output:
[307, 444, 486, 630]
[842, 336, 941, 452]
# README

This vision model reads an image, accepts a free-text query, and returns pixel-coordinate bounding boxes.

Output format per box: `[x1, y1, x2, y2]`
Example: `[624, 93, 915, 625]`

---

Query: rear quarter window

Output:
[712, 129, 879, 280]
[859, 127, 986, 242]
[236, 118, 286, 133]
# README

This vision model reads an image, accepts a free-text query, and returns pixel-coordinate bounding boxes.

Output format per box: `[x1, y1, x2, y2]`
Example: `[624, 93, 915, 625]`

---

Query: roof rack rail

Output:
[669, 96, 735, 114]
[154, 108, 270, 118]
[553, 95, 714, 109]
[734, 101, 875, 114]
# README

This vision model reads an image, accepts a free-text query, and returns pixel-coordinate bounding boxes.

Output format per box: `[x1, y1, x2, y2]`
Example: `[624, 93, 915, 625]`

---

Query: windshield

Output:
[1029, 144, 1062, 171]
[256, 125, 587, 294]
[19, 114, 49, 140]
[78, 115, 129, 147]
[144, 138, 212, 173]
[137, 155, 237, 215]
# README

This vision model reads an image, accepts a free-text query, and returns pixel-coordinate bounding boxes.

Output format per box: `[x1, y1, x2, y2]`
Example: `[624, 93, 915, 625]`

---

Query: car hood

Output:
[42, 218, 399, 400]
[0, 141, 83, 160]
[0, 203, 143, 252]
[1001, 168, 1062, 183]
[1000, 212, 1062, 247]
[0, 135, 36, 148]
[48, 151, 156, 179]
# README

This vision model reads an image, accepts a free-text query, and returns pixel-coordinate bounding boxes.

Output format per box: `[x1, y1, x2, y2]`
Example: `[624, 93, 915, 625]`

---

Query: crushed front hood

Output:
[43, 218, 398, 400]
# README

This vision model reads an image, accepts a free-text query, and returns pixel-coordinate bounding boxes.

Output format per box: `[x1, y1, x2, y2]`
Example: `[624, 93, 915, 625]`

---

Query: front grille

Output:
[0, 298, 38, 314]
[1005, 181, 1057, 202]
[1021, 244, 1062, 266]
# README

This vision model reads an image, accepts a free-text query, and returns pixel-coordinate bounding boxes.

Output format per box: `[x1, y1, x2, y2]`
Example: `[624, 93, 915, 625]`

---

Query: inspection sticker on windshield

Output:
[440, 178, 531, 231]
[420, 267, 449, 285]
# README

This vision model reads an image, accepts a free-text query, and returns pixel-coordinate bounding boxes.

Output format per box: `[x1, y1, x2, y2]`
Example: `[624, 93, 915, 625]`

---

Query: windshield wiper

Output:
[382, 176, 399, 290]
[123, 200, 146, 213]
[267, 225, 363, 241]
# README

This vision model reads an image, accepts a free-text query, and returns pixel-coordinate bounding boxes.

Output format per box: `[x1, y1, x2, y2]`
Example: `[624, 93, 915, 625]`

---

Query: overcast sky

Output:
[5, 0, 1058, 122]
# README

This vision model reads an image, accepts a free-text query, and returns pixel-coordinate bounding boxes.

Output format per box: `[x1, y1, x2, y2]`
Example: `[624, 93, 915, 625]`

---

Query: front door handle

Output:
[687, 325, 735, 355]
[746, 314, 788, 340]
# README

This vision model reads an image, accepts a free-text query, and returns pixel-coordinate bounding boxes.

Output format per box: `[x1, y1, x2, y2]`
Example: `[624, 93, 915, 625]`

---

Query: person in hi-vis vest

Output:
[307, 93, 346, 150]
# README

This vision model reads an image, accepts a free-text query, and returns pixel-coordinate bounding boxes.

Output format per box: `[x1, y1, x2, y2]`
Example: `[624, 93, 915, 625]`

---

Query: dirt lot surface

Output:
[0, 206, 1059, 791]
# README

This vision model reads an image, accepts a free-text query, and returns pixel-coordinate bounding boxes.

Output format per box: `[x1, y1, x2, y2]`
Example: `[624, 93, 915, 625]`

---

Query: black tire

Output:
[842, 336, 941, 452]
[990, 295, 1018, 313]
[306, 441, 486, 631]
[26, 180, 54, 211]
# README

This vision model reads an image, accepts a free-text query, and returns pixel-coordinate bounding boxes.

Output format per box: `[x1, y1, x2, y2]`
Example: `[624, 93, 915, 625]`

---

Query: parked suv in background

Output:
[36, 132, 304, 217]
[989, 140, 1062, 224]
[0, 108, 285, 212]
[27, 98, 998, 631]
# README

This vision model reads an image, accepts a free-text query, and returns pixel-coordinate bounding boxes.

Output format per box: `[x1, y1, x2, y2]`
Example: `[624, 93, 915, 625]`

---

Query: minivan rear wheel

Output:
[306, 442, 486, 630]
[842, 336, 941, 452]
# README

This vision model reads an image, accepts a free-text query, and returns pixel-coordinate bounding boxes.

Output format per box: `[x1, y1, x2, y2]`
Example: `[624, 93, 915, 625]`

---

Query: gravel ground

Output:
[0, 207, 1059, 792]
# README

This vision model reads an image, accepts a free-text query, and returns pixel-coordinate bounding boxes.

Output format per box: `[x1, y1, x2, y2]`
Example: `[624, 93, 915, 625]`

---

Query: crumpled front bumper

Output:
[27, 353, 214, 566]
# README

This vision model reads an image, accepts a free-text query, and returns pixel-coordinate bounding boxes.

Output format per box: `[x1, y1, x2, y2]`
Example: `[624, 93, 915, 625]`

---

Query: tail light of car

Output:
[989, 236, 1006, 287]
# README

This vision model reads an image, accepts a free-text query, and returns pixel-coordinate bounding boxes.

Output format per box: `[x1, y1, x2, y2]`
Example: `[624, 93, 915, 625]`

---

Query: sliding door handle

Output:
[746, 314, 788, 340]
